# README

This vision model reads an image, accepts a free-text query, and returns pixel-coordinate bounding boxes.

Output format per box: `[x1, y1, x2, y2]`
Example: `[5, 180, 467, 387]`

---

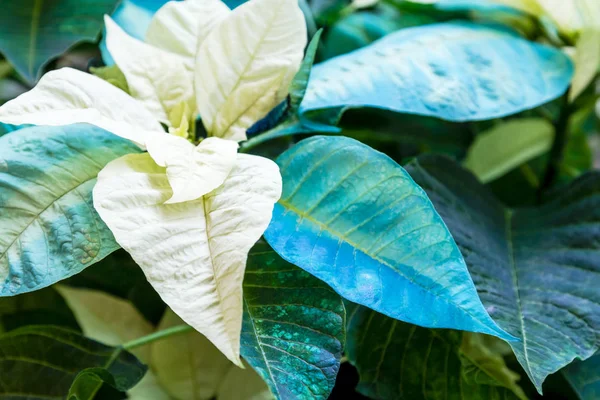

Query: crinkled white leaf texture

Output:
[0, 68, 162, 148]
[152, 309, 273, 400]
[146, 135, 239, 204]
[195, 0, 307, 141]
[105, 15, 194, 126]
[146, 0, 231, 63]
[93, 152, 282, 365]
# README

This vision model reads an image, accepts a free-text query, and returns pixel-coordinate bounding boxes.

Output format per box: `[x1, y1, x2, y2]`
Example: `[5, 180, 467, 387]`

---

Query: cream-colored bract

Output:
[0, 68, 163, 148]
[152, 309, 273, 400]
[146, 135, 239, 204]
[146, 0, 231, 63]
[195, 0, 307, 141]
[105, 16, 195, 126]
[93, 153, 282, 365]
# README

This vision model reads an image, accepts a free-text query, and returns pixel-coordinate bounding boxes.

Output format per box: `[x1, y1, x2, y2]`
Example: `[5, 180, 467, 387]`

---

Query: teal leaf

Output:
[300, 22, 573, 125]
[0, 124, 140, 296]
[241, 242, 346, 400]
[405, 155, 600, 393]
[345, 302, 527, 400]
[0, 0, 120, 83]
[264, 136, 512, 340]
[564, 352, 600, 400]
[0, 325, 146, 399]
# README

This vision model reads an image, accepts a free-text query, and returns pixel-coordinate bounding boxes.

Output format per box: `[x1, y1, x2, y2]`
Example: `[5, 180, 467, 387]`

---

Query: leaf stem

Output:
[122, 325, 194, 350]
[540, 92, 571, 195]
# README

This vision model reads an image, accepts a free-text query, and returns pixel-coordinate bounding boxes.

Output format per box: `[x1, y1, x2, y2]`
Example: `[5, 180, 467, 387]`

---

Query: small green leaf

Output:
[464, 118, 555, 183]
[569, 29, 600, 101]
[68, 368, 124, 400]
[289, 29, 323, 113]
[406, 155, 600, 392]
[241, 242, 346, 400]
[0, 124, 140, 296]
[90, 65, 130, 93]
[0, 325, 146, 399]
[0, 0, 120, 83]
[563, 352, 600, 400]
[345, 302, 527, 400]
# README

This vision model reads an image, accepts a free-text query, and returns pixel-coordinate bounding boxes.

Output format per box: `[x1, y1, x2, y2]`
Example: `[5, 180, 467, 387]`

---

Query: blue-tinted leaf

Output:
[300, 22, 573, 124]
[564, 352, 600, 400]
[242, 242, 345, 400]
[264, 136, 512, 341]
[405, 155, 600, 393]
[0, 124, 140, 296]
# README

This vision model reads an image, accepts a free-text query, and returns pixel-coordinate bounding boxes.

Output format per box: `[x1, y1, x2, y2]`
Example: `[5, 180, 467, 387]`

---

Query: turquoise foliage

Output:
[300, 22, 573, 124]
[0, 124, 140, 296]
[564, 352, 600, 400]
[264, 136, 513, 341]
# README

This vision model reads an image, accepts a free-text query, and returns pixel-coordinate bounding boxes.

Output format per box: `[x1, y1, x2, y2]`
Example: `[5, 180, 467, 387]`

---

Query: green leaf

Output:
[90, 65, 130, 93]
[68, 367, 125, 400]
[264, 136, 512, 340]
[345, 302, 527, 400]
[64, 249, 166, 325]
[241, 242, 346, 400]
[289, 29, 323, 113]
[0, 325, 146, 399]
[0, 0, 120, 83]
[563, 352, 600, 400]
[0, 286, 80, 333]
[0, 124, 140, 296]
[405, 155, 600, 393]
[569, 29, 600, 101]
[151, 308, 272, 400]
[464, 118, 555, 183]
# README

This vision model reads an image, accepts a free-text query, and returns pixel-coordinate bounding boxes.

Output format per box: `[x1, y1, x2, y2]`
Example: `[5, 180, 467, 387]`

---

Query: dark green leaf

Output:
[0, 0, 120, 83]
[241, 242, 346, 400]
[68, 368, 125, 400]
[0, 325, 146, 399]
[405, 155, 600, 392]
[0, 287, 80, 333]
[345, 302, 527, 400]
[64, 249, 165, 325]
[0, 124, 140, 296]
[289, 29, 323, 113]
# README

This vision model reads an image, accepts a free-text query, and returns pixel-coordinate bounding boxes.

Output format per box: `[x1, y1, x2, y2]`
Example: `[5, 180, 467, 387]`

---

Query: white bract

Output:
[0, 0, 307, 365]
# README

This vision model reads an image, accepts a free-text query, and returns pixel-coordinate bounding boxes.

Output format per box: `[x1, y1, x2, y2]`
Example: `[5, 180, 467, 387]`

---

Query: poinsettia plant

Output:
[0, 0, 599, 399]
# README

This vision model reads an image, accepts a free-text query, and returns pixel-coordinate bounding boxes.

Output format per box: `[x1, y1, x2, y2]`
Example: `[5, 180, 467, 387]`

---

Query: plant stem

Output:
[540, 92, 571, 195]
[122, 325, 194, 350]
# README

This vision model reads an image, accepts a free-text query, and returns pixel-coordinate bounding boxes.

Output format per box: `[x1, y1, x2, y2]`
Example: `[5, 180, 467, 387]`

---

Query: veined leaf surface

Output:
[264, 136, 512, 340]
[0, 124, 139, 296]
[406, 155, 600, 392]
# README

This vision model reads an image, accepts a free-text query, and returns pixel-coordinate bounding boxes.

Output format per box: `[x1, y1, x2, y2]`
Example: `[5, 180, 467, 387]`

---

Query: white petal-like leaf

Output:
[0, 68, 162, 148]
[105, 16, 195, 126]
[93, 152, 282, 364]
[152, 309, 272, 400]
[195, 0, 307, 141]
[145, 135, 239, 204]
[146, 0, 231, 62]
